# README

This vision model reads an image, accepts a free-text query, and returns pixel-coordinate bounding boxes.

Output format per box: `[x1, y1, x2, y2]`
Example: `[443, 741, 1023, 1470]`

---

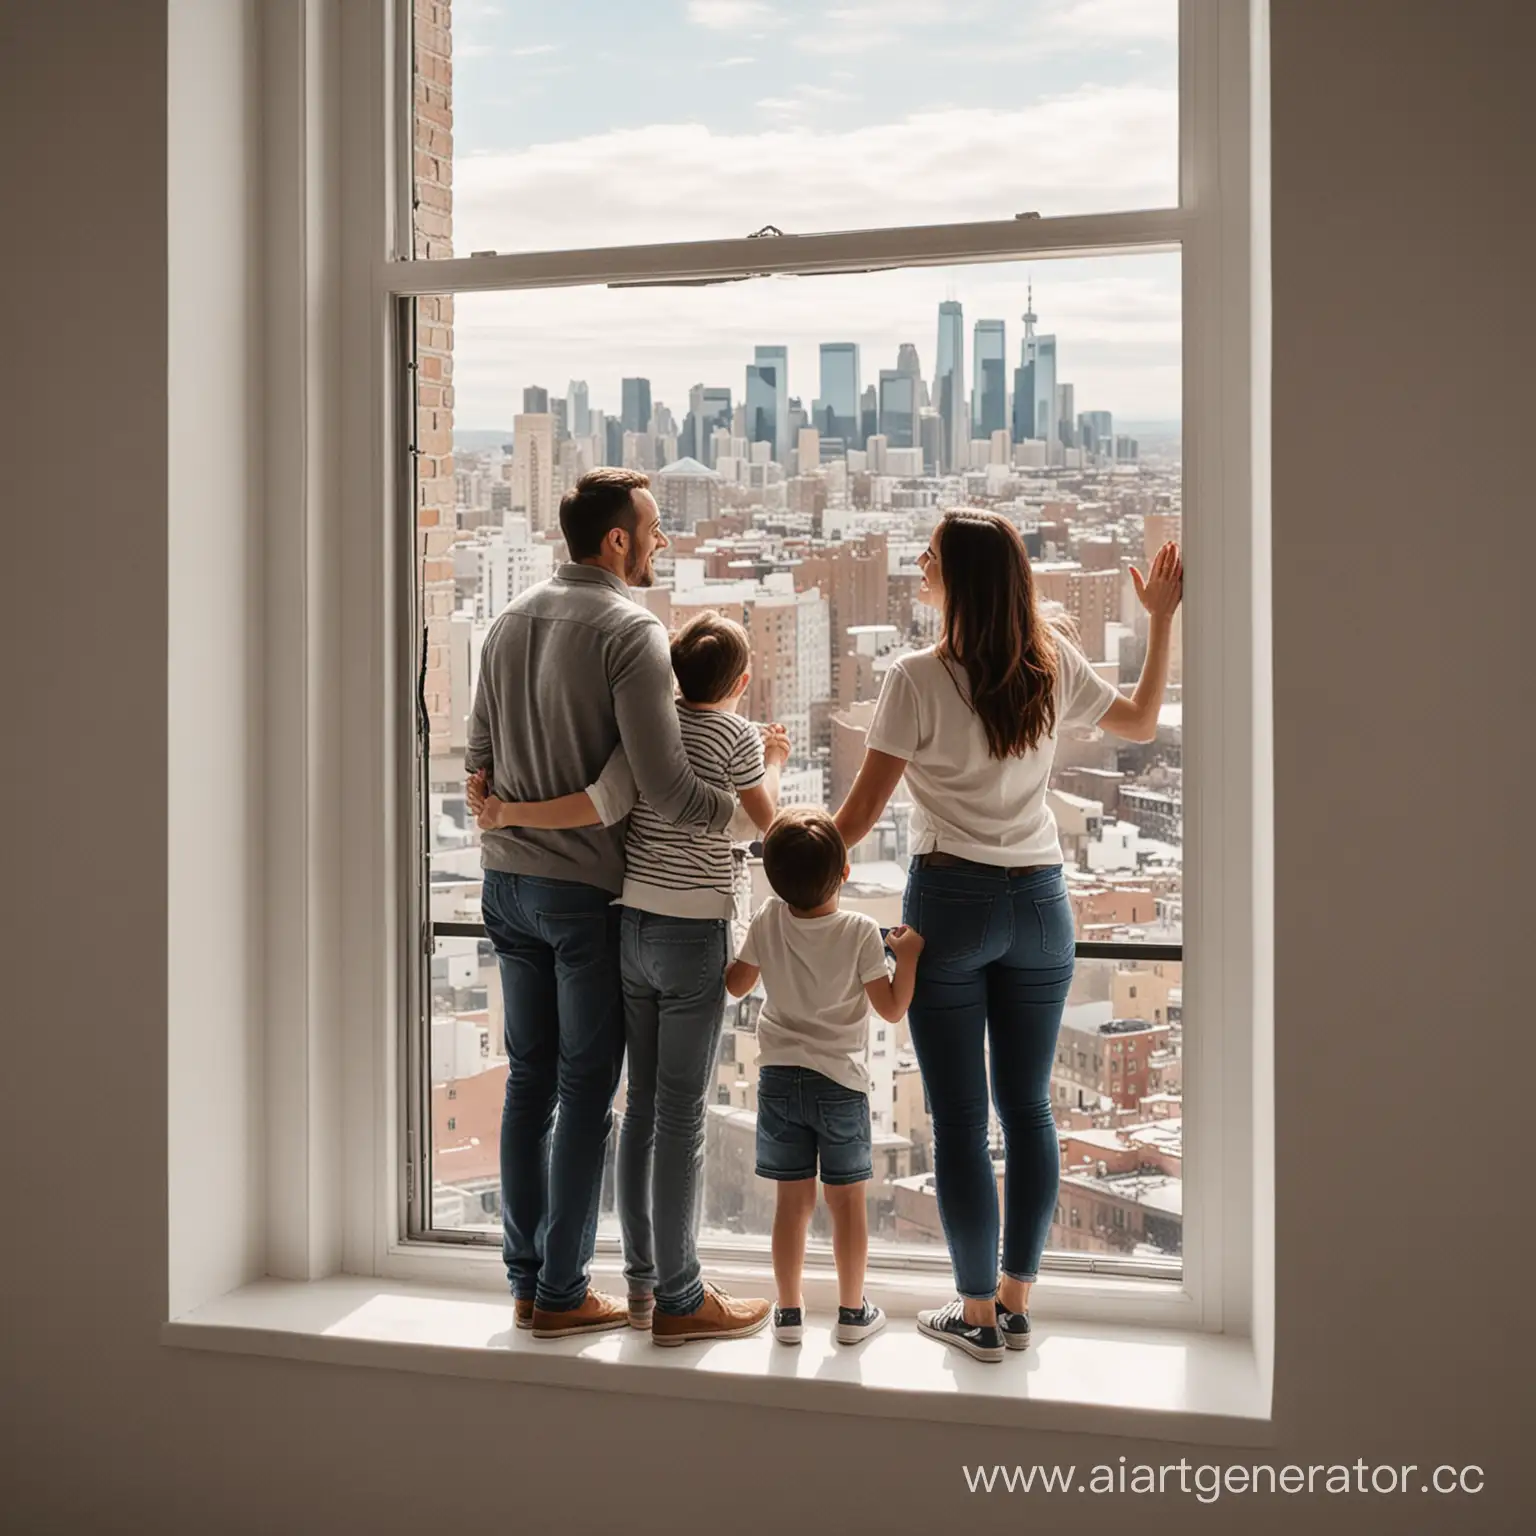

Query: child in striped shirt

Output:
[471, 611, 785, 1344]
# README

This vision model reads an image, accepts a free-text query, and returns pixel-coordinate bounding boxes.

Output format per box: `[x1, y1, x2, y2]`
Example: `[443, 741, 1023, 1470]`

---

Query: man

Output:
[465, 469, 755, 1339]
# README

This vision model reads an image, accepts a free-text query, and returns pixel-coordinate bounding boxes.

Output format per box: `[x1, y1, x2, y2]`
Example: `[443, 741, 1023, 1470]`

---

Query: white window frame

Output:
[288, 0, 1270, 1341]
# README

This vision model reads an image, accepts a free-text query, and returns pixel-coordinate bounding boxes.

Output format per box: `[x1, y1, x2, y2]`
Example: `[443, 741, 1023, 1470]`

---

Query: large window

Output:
[404, 0, 1210, 1290]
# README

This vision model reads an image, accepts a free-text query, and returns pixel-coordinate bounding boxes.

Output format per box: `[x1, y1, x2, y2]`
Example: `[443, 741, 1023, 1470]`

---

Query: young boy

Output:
[471, 611, 787, 1345]
[725, 809, 924, 1346]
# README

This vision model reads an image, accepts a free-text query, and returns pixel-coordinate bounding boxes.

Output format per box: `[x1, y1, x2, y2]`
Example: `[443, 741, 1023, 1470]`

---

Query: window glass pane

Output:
[417, 251, 1182, 1270]
[413, 0, 1179, 259]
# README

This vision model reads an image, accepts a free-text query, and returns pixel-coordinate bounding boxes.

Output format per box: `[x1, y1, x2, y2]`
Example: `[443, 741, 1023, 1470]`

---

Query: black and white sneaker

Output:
[834, 1299, 887, 1346]
[995, 1302, 1032, 1351]
[772, 1304, 803, 1345]
[917, 1299, 1005, 1363]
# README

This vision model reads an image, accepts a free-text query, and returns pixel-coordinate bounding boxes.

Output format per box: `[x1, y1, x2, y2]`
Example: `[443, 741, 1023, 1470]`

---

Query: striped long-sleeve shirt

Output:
[586, 704, 765, 920]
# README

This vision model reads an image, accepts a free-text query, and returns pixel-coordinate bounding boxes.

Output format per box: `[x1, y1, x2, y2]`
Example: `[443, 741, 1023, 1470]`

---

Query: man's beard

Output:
[625, 549, 654, 587]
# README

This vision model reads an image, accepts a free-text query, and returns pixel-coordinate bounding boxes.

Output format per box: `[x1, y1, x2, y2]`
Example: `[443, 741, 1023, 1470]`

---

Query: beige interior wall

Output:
[2, 1, 1529, 1530]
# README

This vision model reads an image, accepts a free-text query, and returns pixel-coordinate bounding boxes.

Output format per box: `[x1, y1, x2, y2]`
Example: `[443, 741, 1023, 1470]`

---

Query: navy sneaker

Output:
[772, 1304, 803, 1345]
[995, 1302, 1032, 1351]
[834, 1299, 887, 1346]
[917, 1299, 1005, 1363]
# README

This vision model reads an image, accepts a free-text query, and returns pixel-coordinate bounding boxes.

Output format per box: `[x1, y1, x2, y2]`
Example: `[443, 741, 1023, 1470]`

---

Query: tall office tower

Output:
[745, 362, 780, 457]
[1012, 357, 1036, 441]
[859, 384, 878, 449]
[687, 384, 732, 469]
[935, 300, 964, 472]
[754, 345, 789, 462]
[550, 396, 568, 441]
[1033, 336, 1058, 449]
[919, 409, 944, 476]
[818, 342, 861, 449]
[588, 408, 608, 466]
[786, 398, 808, 468]
[511, 413, 555, 534]
[895, 342, 926, 405]
[971, 319, 1007, 439]
[878, 369, 918, 449]
[1079, 409, 1113, 458]
[621, 377, 652, 435]
[566, 380, 590, 437]
[651, 402, 678, 438]
[523, 385, 549, 414]
[604, 415, 624, 466]
[1056, 383, 1076, 447]
[797, 427, 821, 472]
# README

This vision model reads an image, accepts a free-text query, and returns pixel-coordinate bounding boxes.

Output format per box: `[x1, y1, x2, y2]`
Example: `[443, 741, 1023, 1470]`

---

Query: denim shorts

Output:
[755, 1065, 873, 1186]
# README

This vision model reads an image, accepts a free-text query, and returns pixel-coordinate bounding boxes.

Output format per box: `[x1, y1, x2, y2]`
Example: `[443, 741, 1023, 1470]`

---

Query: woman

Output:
[833, 511, 1183, 1362]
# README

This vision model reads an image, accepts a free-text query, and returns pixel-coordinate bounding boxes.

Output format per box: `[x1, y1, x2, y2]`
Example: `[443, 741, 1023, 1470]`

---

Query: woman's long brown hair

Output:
[934, 510, 1060, 759]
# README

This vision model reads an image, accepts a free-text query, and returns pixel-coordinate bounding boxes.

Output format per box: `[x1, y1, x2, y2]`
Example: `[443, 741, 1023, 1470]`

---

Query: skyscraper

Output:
[754, 345, 789, 462]
[1056, 383, 1076, 447]
[523, 385, 549, 414]
[566, 380, 590, 437]
[745, 362, 779, 457]
[621, 377, 652, 435]
[1079, 409, 1113, 458]
[935, 300, 964, 472]
[687, 384, 732, 469]
[896, 342, 925, 405]
[1033, 336, 1058, 448]
[859, 385, 878, 449]
[818, 342, 861, 451]
[878, 368, 918, 449]
[1012, 356, 1036, 442]
[512, 413, 555, 534]
[971, 319, 1007, 439]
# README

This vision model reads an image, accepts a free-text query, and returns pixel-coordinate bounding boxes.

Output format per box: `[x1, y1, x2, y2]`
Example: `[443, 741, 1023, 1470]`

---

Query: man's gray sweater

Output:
[465, 562, 734, 894]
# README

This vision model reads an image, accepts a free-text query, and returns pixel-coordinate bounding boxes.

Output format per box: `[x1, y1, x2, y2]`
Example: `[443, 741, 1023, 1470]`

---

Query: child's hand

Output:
[886, 924, 924, 963]
[761, 723, 791, 767]
[466, 769, 489, 817]
[1131, 541, 1183, 621]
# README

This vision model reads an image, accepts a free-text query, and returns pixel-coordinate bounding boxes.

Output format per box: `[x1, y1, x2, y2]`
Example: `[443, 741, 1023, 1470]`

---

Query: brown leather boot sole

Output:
[514, 1299, 534, 1331]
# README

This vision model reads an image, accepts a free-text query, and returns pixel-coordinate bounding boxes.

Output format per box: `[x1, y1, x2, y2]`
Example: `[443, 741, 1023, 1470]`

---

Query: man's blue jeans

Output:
[615, 910, 728, 1317]
[902, 861, 1076, 1300]
[481, 870, 624, 1312]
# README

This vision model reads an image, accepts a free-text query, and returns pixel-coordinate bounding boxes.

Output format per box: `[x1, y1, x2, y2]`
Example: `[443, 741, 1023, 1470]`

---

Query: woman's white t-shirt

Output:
[864, 638, 1119, 868]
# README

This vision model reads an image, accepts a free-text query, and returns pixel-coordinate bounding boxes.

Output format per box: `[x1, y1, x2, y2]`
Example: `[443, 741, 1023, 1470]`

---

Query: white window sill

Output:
[163, 1276, 1272, 1446]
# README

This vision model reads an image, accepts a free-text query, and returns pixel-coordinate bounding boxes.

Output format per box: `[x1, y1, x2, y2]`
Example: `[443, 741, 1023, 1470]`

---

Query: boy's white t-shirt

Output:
[738, 896, 890, 1094]
[865, 638, 1120, 868]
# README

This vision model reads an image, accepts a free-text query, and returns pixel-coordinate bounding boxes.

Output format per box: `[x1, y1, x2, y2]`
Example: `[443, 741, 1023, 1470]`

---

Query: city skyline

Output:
[452, 256, 1182, 433]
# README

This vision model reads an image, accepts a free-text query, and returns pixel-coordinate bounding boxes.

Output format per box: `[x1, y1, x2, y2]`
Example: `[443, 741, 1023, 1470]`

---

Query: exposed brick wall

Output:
[414, 0, 457, 760]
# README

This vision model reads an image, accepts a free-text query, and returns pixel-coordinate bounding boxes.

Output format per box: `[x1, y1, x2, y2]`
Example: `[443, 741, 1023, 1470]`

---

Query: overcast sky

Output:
[445, 0, 1180, 428]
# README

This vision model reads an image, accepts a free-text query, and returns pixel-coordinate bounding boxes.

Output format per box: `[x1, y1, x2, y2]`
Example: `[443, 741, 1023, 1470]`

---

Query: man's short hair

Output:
[670, 611, 751, 705]
[558, 468, 649, 561]
[762, 808, 846, 911]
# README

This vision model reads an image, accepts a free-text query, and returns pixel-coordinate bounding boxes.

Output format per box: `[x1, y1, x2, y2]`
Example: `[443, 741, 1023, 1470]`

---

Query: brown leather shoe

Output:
[514, 1299, 534, 1331]
[530, 1289, 629, 1340]
[651, 1285, 771, 1347]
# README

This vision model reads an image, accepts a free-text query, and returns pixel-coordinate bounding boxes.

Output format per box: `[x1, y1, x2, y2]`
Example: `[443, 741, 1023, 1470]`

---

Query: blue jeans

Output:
[481, 870, 625, 1311]
[903, 861, 1075, 1300]
[616, 910, 728, 1317]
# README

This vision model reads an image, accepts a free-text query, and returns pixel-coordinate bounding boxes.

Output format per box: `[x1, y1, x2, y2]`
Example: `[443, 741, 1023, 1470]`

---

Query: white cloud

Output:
[713, 56, 757, 68]
[687, 0, 785, 30]
[455, 42, 497, 59]
[507, 43, 562, 57]
[456, 86, 1175, 250]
